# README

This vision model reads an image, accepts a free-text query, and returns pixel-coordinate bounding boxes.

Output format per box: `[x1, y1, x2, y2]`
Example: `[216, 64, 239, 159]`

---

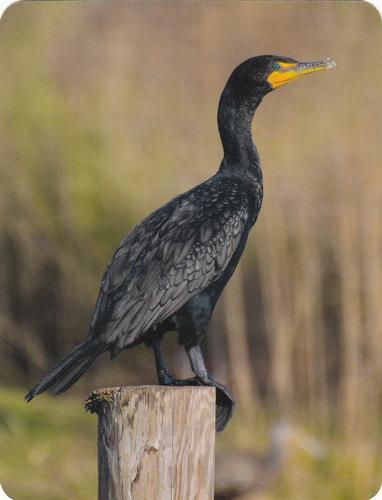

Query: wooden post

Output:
[85, 385, 215, 500]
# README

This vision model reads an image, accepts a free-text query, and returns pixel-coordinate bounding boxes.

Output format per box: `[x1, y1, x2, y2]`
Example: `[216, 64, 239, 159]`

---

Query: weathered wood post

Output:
[85, 385, 215, 500]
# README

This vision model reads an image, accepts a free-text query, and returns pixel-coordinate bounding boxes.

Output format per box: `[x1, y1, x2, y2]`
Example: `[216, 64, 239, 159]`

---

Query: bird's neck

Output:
[217, 91, 263, 179]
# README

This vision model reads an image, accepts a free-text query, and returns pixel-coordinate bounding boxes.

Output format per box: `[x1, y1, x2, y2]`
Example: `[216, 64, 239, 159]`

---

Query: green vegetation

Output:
[0, 387, 97, 499]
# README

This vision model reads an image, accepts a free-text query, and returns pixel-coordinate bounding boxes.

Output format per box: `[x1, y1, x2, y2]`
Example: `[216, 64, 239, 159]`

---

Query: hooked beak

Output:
[267, 58, 336, 89]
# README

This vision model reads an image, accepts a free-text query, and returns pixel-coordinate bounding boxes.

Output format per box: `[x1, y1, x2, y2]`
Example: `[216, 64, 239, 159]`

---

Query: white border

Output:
[0, 0, 16, 19]
[0, 484, 12, 500]
[371, 484, 382, 500]
[0, 0, 381, 20]
[365, 0, 382, 20]
[0, 0, 380, 498]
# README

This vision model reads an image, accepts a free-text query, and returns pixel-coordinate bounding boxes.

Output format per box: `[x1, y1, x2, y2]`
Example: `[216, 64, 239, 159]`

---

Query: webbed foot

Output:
[159, 375, 235, 433]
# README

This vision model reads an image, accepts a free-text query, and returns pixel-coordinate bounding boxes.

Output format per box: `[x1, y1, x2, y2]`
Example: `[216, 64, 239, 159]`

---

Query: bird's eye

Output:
[273, 62, 281, 71]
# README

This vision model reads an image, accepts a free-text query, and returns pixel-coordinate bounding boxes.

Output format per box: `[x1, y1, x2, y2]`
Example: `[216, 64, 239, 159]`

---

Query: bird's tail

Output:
[25, 340, 105, 402]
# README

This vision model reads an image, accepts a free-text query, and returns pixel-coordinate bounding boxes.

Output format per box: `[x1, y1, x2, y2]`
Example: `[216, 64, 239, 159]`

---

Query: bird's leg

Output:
[151, 338, 200, 386]
[151, 338, 175, 385]
[186, 344, 235, 434]
[152, 339, 235, 433]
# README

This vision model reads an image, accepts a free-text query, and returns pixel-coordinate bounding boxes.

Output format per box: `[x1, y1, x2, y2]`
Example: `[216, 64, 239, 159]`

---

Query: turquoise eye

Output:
[273, 62, 281, 71]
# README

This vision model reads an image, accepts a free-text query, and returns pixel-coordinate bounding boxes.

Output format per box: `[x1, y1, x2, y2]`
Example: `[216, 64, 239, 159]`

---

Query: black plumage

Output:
[25, 55, 335, 432]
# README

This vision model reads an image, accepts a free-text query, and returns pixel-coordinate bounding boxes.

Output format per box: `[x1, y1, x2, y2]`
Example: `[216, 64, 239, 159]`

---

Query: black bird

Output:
[25, 55, 335, 432]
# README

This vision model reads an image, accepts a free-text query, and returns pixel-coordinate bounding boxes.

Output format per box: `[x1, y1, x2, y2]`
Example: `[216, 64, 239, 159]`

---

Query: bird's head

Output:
[225, 55, 336, 101]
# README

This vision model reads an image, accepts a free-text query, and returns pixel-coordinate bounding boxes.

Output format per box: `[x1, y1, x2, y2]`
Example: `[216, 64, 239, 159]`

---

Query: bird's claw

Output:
[158, 369, 176, 386]
[207, 379, 235, 434]
[158, 374, 234, 433]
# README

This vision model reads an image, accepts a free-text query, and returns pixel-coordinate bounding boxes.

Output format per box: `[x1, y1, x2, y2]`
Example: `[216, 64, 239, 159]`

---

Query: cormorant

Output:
[25, 55, 336, 432]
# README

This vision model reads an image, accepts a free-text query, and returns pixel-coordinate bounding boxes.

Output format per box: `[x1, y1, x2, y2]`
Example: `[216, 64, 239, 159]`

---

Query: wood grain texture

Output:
[85, 385, 215, 500]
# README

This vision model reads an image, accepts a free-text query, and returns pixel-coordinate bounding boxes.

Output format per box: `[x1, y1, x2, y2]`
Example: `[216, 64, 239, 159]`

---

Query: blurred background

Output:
[0, 1, 381, 499]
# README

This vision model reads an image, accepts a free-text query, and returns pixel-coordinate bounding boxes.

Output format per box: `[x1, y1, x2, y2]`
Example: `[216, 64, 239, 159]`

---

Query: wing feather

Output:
[89, 176, 251, 349]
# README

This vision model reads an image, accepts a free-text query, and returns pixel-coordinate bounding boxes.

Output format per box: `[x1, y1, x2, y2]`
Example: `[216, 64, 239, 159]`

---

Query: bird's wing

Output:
[90, 177, 250, 347]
